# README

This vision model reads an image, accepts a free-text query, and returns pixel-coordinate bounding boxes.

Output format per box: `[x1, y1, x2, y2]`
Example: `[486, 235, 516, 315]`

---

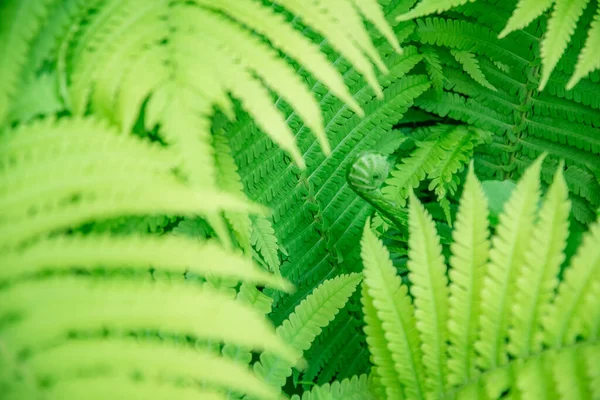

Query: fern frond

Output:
[516, 356, 556, 399]
[0, 235, 291, 291]
[0, 117, 261, 247]
[254, 273, 362, 390]
[543, 218, 600, 346]
[270, 0, 394, 98]
[7, 72, 63, 124]
[27, 338, 281, 400]
[382, 136, 447, 206]
[42, 376, 225, 400]
[447, 162, 490, 386]
[291, 374, 375, 400]
[427, 126, 484, 204]
[407, 192, 449, 396]
[508, 165, 571, 358]
[538, 0, 589, 91]
[498, 0, 554, 39]
[251, 216, 282, 275]
[361, 283, 405, 399]
[361, 222, 426, 399]
[350, 0, 402, 54]
[185, 5, 329, 158]
[451, 50, 497, 91]
[1, 277, 297, 364]
[553, 346, 593, 399]
[214, 129, 253, 253]
[475, 155, 544, 369]
[586, 344, 600, 398]
[564, 166, 600, 208]
[194, 0, 363, 116]
[0, 0, 58, 125]
[567, 4, 600, 89]
[421, 46, 447, 92]
[396, 0, 473, 22]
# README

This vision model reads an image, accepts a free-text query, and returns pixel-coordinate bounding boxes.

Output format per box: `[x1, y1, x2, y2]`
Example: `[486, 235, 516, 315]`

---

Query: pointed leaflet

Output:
[447, 162, 490, 386]
[407, 192, 449, 396]
[498, 0, 554, 38]
[508, 165, 570, 358]
[271, 0, 384, 98]
[538, 0, 589, 90]
[585, 344, 600, 399]
[396, 0, 473, 22]
[475, 155, 544, 370]
[28, 338, 282, 400]
[312, 0, 389, 74]
[0, 0, 57, 125]
[44, 376, 224, 400]
[451, 50, 497, 91]
[567, 4, 600, 89]
[361, 222, 426, 399]
[190, 6, 331, 156]
[290, 374, 375, 400]
[254, 273, 362, 390]
[382, 136, 447, 206]
[193, 0, 364, 116]
[553, 348, 592, 400]
[0, 235, 292, 292]
[214, 130, 252, 254]
[0, 277, 298, 364]
[543, 218, 600, 346]
[516, 356, 557, 399]
[251, 216, 282, 275]
[350, 0, 402, 53]
[361, 283, 405, 399]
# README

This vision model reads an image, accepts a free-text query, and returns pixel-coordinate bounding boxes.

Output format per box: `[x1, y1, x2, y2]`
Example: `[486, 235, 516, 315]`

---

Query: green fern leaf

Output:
[382, 136, 446, 206]
[498, 0, 554, 39]
[0, 118, 261, 247]
[475, 155, 544, 369]
[553, 347, 593, 399]
[543, 218, 600, 346]
[251, 216, 282, 275]
[421, 46, 447, 92]
[272, 0, 395, 98]
[254, 273, 362, 390]
[291, 374, 375, 400]
[27, 338, 282, 400]
[0, 277, 298, 363]
[586, 344, 600, 398]
[0, 0, 57, 125]
[516, 356, 557, 399]
[427, 125, 483, 203]
[361, 222, 426, 399]
[7, 72, 63, 124]
[43, 376, 225, 400]
[396, 0, 474, 22]
[447, 162, 490, 386]
[214, 130, 252, 253]
[350, 0, 402, 54]
[195, 0, 363, 116]
[361, 283, 405, 399]
[538, 0, 589, 91]
[450, 50, 497, 91]
[567, 4, 600, 89]
[508, 165, 571, 357]
[0, 235, 291, 292]
[407, 191, 449, 396]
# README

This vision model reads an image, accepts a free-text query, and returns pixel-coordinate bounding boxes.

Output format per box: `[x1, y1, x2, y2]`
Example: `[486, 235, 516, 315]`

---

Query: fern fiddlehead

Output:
[346, 151, 409, 229]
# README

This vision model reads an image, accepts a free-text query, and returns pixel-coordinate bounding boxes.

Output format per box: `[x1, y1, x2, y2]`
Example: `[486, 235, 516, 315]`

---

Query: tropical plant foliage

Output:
[360, 158, 600, 399]
[0, 0, 599, 399]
